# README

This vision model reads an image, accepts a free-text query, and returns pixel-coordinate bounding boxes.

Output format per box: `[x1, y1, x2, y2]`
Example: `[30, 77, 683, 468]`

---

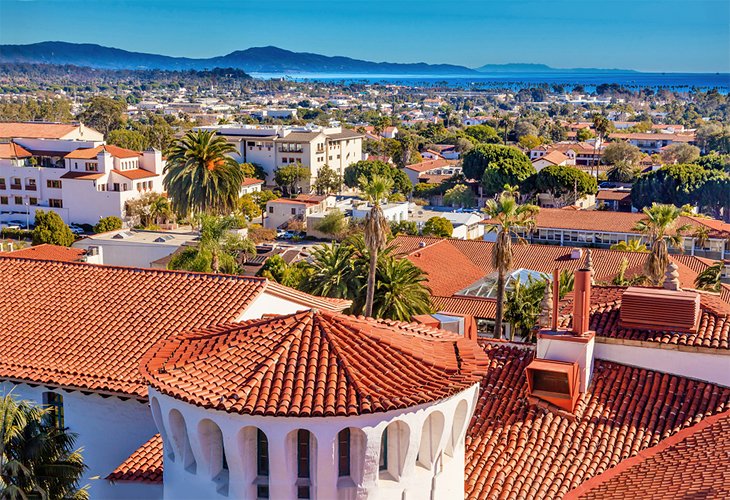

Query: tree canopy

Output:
[274, 164, 310, 196]
[524, 165, 597, 201]
[462, 144, 535, 196]
[602, 141, 642, 166]
[32, 210, 75, 246]
[94, 216, 123, 234]
[422, 216, 453, 238]
[464, 124, 502, 144]
[343, 160, 412, 195]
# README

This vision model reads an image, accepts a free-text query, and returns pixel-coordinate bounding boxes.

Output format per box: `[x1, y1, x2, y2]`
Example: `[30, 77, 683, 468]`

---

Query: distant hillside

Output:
[476, 62, 638, 73]
[0, 42, 479, 75]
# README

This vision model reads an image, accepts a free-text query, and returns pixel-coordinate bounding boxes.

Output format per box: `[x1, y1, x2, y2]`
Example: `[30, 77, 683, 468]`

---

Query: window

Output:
[338, 429, 350, 477]
[26, 179, 37, 190]
[42, 392, 64, 429]
[0, 178, 5, 189]
[257, 429, 269, 498]
[379, 428, 388, 471]
[47, 180, 62, 189]
[291, 208, 296, 215]
[85, 162, 98, 172]
[297, 429, 311, 499]
[49, 199, 63, 208]
[268, 207, 273, 214]
[0, 196, 6, 205]
[14, 196, 22, 205]
[29, 198, 38, 206]
[10, 177, 21, 189]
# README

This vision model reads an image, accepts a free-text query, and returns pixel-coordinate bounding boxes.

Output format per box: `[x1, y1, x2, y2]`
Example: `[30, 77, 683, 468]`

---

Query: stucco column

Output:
[314, 429, 338, 499]
[267, 430, 296, 499]
[360, 426, 384, 491]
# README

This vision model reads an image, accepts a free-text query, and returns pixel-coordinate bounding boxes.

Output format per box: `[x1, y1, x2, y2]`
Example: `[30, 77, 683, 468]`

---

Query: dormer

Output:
[525, 359, 580, 412]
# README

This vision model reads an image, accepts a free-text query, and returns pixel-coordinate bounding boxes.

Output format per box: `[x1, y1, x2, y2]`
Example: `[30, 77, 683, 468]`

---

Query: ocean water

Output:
[250, 71, 730, 91]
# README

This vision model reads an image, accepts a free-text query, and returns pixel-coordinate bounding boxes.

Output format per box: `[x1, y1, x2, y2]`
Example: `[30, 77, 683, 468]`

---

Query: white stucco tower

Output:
[140, 310, 488, 499]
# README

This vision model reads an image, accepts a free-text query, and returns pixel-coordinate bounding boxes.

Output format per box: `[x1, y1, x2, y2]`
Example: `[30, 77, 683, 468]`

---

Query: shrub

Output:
[94, 216, 123, 234]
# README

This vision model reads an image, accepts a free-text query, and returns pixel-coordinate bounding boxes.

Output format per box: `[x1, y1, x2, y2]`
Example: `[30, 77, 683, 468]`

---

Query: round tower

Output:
[140, 310, 488, 499]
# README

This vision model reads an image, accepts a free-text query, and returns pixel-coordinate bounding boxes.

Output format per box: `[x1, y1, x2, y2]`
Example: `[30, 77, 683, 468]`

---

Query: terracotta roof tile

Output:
[0, 142, 32, 159]
[106, 434, 163, 484]
[404, 158, 458, 173]
[0, 122, 81, 139]
[0, 258, 343, 398]
[141, 310, 489, 417]
[431, 295, 497, 319]
[65, 145, 141, 160]
[565, 410, 730, 499]
[464, 342, 730, 499]
[0, 244, 85, 262]
[406, 240, 486, 296]
[113, 169, 157, 180]
[59, 171, 104, 180]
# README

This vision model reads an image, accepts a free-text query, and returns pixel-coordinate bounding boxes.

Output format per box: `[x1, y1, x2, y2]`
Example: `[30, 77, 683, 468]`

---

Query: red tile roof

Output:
[464, 342, 730, 499]
[534, 150, 569, 165]
[610, 132, 695, 142]
[0, 244, 85, 262]
[0, 258, 345, 398]
[0, 142, 32, 159]
[565, 409, 730, 499]
[405, 240, 486, 296]
[404, 158, 458, 173]
[65, 145, 141, 160]
[112, 169, 157, 180]
[106, 434, 163, 484]
[141, 309, 489, 417]
[596, 190, 631, 201]
[241, 177, 264, 186]
[0, 122, 81, 139]
[431, 295, 497, 319]
[59, 171, 104, 180]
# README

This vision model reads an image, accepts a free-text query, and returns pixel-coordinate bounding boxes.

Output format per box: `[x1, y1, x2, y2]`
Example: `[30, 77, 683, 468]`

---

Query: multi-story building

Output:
[609, 132, 695, 154]
[0, 122, 165, 226]
[200, 124, 363, 191]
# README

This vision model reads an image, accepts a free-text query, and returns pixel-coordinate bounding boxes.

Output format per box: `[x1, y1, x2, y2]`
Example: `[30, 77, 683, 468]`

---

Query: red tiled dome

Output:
[141, 309, 489, 417]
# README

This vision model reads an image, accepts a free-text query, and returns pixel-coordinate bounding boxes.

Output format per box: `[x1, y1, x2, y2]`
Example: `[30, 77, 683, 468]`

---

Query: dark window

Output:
[379, 428, 388, 471]
[42, 392, 64, 429]
[338, 429, 350, 477]
[257, 429, 269, 498]
[49, 199, 63, 208]
[532, 370, 570, 394]
[221, 440, 228, 471]
[291, 208, 296, 215]
[268, 207, 273, 214]
[297, 429, 310, 499]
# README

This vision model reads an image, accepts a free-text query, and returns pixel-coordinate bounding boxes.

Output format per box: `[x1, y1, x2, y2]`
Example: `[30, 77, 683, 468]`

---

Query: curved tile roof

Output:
[141, 309, 489, 417]
[106, 434, 163, 484]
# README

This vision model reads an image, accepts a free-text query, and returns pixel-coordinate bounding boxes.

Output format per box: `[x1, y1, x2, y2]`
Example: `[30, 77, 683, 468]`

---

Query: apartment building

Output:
[0, 122, 164, 226]
[609, 132, 695, 154]
[202, 124, 363, 190]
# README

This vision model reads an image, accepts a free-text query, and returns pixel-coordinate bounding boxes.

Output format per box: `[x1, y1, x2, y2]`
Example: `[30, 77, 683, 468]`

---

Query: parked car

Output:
[69, 224, 85, 235]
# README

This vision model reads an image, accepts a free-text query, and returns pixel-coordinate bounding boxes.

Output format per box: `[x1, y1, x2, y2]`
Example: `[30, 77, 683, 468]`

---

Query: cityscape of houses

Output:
[0, 20, 729, 500]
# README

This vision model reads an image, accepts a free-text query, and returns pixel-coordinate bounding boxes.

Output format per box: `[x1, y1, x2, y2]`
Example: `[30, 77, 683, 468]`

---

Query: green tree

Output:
[602, 142, 642, 166]
[576, 128, 595, 142]
[462, 145, 535, 195]
[442, 184, 476, 208]
[126, 193, 172, 227]
[592, 114, 611, 175]
[661, 143, 701, 165]
[390, 220, 418, 236]
[343, 160, 412, 195]
[313, 164, 342, 195]
[32, 210, 75, 246]
[483, 190, 539, 339]
[238, 162, 267, 180]
[422, 216, 454, 238]
[464, 125, 501, 144]
[106, 129, 146, 151]
[631, 163, 722, 209]
[518, 135, 542, 150]
[504, 278, 545, 341]
[694, 261, 723, 292]
[274, 164, 310, 196]
[0, 393, 88, 500]
[164, 130, 245, 217]
[314, 209, 347, 239]
[302, 242, 359, 299]
[360, 174, 394, 317]
[524, 165, 597, 204]
[697, 153, 730, 172]
[610, 239, 649, 252]
[606, 160, 640, 183]
[94, 216, 123, 234]
[77, 96, 126, 135]
[633, 204, 691, 285]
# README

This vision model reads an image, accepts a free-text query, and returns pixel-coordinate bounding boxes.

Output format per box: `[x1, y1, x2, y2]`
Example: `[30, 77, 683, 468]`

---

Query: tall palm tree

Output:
[633, 203, 691, 285]
[303, 242, 359, 299]
[483, 189, 539, 339]
[592, 113, 610, 177]
[149, 195, 173, 225]
[694, 261, 723, 292]
[0, 394, 88, 499]
[692, 225, 711, 254]
[164, 130, 244, 217]
[360, 174, 394, 317]
[372, 257, 432, 321]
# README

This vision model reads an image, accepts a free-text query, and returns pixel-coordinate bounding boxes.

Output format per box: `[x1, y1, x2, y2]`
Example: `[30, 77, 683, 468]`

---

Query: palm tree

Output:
[372, 257, 432, 321]
[610, 239, 649, 252]
[694, 261, 723, 292]
[592, 113, 610, 177]
[360, 174, 394, 317]
[164, 130, 244, 217]
[0, 393, 88, 499]
[483, 190, 539, 339]
[149, 195, 173, 225]
[303, 242, 359, 299]
[692, 225, 710, 254]
[633, 203, 691, 285]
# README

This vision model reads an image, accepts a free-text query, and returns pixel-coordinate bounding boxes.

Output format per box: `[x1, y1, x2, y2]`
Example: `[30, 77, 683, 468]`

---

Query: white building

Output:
[200, 124, 363, 190]
[141, 310, 485, 500]
[0, 123, 165, 226]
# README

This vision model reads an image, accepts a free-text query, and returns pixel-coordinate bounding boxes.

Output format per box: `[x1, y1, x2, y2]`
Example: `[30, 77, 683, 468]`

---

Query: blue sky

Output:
[1, 0, 728, 72]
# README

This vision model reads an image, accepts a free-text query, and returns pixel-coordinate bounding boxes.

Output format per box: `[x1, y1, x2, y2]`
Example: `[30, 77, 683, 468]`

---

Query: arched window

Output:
[149, 398, 173, 460]
[337, 429, 350, 477]
[297, 429, 311, 499]
[379, 421, 409, 481]
[257, 429, 269, 499]
[42, 392, 64, 429]
[168, 409, 196, 472]
[446, 400, 469, 457]
[417, 411, 445, 470]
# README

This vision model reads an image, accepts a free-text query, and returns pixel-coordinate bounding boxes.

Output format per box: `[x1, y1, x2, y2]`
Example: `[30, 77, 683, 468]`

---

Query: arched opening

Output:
[150, 398, 173, 460]
[446, 400, 469, 457]
[417, 411, 445, 470]
[168, 409, 196, 472]
[378, 421, 409, 481]
[337, 428, 351, 478]
[238, 427, 270, 499]
[336, 427, 366, 487]
[198, 419, 228, 493]
[287, 429, 317, 499]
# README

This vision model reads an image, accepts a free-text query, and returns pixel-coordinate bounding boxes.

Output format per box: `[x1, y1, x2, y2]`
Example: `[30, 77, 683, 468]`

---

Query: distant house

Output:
[240, 177, 264, 195]
[596, 189, 633, 212]
[264, 194, 333, 230]
[609, 132, 695, 154]
[531, 150, 571, 171]
[403, 158, 461, 185]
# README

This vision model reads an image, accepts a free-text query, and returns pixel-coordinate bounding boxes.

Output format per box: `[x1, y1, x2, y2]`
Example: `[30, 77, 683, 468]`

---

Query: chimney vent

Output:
[570, 248, 583, 260]
[663, 262, 681, 291]
[619, 287, 700, 333]
[572, 269, 592, 336]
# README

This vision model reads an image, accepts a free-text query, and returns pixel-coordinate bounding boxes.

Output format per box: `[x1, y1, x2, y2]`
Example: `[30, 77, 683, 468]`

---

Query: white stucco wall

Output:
[238, 291, 319, 321]
[1, 381, 160, 499]
[150, 382, 479, 500]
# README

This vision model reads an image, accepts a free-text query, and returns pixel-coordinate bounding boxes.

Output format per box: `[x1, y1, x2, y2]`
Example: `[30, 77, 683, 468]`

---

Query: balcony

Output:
[10, 183, 22, 191]
[25, 184, 37, 192]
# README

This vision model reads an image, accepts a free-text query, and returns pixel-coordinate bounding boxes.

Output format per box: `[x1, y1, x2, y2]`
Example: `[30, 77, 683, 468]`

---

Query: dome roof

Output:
[140, 309, 488, 417]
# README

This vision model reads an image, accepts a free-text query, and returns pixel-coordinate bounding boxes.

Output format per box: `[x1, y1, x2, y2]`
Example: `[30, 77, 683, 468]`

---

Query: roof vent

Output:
[619, 287, 700, 333]
[570, 248, 583, 259]
[418, 241, 427, 248]
[112, 231, 134, 239]
[525, 359, 581, 412]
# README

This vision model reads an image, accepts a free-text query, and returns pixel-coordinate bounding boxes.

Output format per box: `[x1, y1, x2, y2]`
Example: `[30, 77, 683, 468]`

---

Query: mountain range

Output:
[0, 41, 638, 75]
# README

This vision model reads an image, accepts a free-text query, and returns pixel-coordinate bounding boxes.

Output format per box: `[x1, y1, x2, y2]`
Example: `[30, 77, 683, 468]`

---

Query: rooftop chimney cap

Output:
[570, 248, 583, 260]
[663, 262, 681, 291]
